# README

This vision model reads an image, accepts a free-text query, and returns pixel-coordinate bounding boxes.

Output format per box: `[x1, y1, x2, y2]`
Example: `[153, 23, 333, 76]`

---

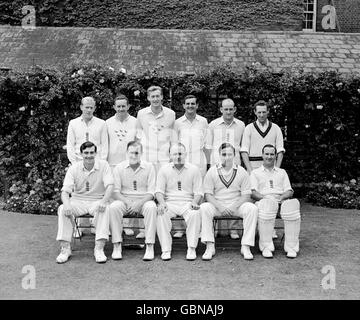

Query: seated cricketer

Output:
[109, 141, 157, 261]
[56, 141, 113, 264]
[250, 144, 301, 259]
[200, 143, 258, 261]
[156, 142, 202, 261]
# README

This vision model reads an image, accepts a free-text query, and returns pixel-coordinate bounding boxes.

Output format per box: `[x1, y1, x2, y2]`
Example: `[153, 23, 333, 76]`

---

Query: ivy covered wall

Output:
[0, 0, 303, 30]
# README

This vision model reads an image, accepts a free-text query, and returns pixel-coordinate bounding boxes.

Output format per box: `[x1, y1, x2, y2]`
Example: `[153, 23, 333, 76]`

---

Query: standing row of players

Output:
[56, 85, 300, 263]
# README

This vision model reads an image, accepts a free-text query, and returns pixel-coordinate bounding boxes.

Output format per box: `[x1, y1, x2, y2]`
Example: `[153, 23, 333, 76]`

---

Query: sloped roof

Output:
[1, 26, 360, 74]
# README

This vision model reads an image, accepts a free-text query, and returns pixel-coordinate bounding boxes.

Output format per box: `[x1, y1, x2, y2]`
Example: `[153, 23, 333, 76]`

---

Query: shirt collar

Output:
[220, 117, 236, 126]
[81, 115, 94, 124]
[125, 160, 145, 169]
[147, 106, 164, 118]
[216, 163, 238, 171]
[171, 162, 189, 170]
[82, 159, 99, 172]
[256, 119, 269, 128]
[261, 165, 279, 172]
[182, 114, 199, 122]
[115, 114, 130, 122]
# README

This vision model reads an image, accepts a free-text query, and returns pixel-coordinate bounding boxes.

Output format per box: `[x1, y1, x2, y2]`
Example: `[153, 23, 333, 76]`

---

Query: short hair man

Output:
[206, 98, 246, 239]
[156, 143, 203, 261]
[172, 95, 211, 238]
[56, 141, 113, 264]
[173, 95, 211, 177]
[200, 143, 258, 260]
[109, 141, 157, 261]
[106, 94, 141, 238]
[66, 96, 108, 165]
[241, 100, 285, 174]
[136, 86, 175, 172]
[250, 144, 301, 258]
[106, 94, 137, 167]
[66, 96, 109, 237]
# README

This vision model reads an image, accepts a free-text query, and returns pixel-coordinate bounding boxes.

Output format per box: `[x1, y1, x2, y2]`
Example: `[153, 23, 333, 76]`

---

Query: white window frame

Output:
[303, 0, 317, 32]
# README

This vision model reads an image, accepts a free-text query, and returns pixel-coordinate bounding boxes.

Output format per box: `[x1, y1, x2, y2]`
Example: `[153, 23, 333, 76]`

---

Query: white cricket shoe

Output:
[186, 248, 197, 261]
[161, 251, 171, 261]
[173, 231, 184, 238]
[143, 244, 154, 261]
[56, 247, 72, 264]
[240, 245, 254, 260]
[262, 248, 273, 258]
[94, 248, 107, 263]
[111, 243, 122, 260]
[286, 248, 297, 259]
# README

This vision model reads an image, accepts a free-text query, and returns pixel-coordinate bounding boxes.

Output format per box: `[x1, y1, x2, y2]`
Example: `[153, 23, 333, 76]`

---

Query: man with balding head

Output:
[206, 98, 246, 239]
[66, 96, 108, 165]
[66, 96, 109, 237]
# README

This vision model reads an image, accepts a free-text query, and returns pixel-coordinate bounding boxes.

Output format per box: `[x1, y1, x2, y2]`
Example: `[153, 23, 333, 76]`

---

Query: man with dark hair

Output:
[206, 98, 246, 239]
[250, 144, 301, 259]
[156, 143, 203, 261]
[109, 141, 157, 261]
[172, 94, 211, 238]
[241, 100, 285, 174]
[106, 94, 139, 237]
[173, 95, 210, 177]
[241, 100, 285, 239]
[56, 141, 113, 264]
[200, 143, 258, 261]
[136, 85, 175, 172]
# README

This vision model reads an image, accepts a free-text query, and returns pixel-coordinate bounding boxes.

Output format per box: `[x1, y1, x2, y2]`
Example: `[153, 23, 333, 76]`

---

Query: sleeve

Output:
[250, 171, 259, 191]
[238, 122, 246, 147]
[240, 125, 251, 153]
[240, 169, 252, 195]
[135, 110, 144, 141]
[282, 170, 293, 192]
[100, 121, 109, 161]
[61, 166, 75, 194]
[155, 167, 167, 195]
[102, 162, 114, 189]
[192, 167, 204, 197]
[146, 164, 156, 196]
[113, 165, 122, 193]
[66, 120, 77, 165]
[205, 122, 213, 149]
[275, 125, 285, 154]
[172, 120, 180, 143]
[203, 168, 215, 195]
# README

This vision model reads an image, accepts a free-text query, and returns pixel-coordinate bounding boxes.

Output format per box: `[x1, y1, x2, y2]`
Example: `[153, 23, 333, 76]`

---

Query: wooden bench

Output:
[73, 212, 284, 244]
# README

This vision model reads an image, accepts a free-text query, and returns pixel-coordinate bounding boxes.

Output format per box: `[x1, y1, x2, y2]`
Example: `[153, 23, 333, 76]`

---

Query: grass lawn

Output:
[0, 202, 359, 300]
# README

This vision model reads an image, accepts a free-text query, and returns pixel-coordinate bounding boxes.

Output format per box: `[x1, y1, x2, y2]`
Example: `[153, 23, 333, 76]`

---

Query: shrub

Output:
[0, 64, 359, 212]
[305, 179, 360, 209]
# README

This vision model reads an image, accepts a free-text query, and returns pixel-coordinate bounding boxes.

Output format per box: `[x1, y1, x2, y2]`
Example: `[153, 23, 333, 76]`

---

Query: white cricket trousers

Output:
[200, 202, 258, 246]
[156, 202, 201, 252]
[257, 198, 301, 253]
[109, 200, 157, 244]
[56, 199, 110, 243]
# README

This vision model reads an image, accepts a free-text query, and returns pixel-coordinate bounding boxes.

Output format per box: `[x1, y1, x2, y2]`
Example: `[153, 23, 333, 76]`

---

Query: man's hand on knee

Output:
[96, 201, 107, 213]
[157, 203, 168, 215]
[190, 201, 200, 210]
[63, 204, 74, 217]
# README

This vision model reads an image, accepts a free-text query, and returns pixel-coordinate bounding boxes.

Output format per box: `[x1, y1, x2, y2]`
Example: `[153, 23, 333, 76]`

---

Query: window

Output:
[303, 0, 317, 31]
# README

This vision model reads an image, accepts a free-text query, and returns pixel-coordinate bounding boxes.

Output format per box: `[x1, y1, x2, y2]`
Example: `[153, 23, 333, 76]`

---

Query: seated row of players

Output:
[56, 140, 301, 264]
[66, 87, 285, 240]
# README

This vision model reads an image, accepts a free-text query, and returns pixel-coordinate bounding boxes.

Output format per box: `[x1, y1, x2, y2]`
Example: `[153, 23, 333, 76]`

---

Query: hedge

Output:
[0, 64, 359, 213]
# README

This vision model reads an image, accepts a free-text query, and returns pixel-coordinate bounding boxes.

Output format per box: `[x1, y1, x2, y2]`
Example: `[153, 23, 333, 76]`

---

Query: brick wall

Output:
[1, 26, 360, 75]
[316, 0, 360, 33]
